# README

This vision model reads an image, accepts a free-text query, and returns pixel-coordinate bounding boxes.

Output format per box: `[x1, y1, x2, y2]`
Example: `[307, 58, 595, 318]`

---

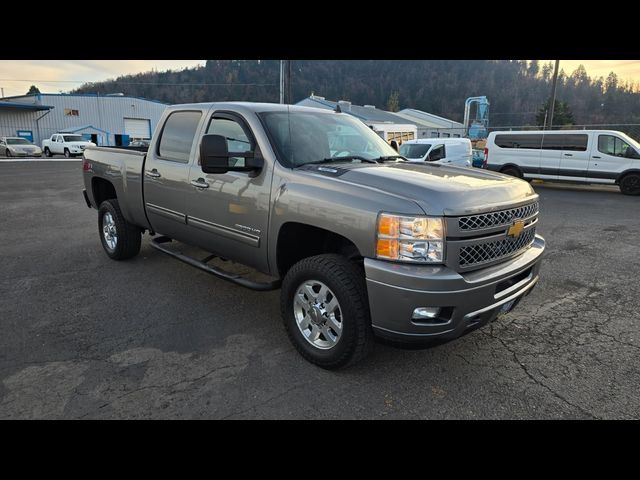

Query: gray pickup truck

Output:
[82, 102, 545, 368]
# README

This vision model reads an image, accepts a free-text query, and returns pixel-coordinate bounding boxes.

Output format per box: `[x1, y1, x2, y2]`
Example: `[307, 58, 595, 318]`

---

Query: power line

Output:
[0, 78, 276, 86]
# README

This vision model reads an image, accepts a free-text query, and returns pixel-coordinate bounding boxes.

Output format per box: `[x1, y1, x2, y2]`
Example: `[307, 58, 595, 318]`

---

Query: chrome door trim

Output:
[187, 216, 260, 247]
[146, 203, 187, 223]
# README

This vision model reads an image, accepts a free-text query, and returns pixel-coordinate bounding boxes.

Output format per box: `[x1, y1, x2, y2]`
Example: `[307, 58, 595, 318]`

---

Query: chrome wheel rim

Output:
[102, 212, 117, 250]
[293, 280, 343, 350]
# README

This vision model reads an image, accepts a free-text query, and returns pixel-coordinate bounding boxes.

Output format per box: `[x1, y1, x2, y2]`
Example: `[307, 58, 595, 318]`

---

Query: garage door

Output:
[123, 118, 151, 139]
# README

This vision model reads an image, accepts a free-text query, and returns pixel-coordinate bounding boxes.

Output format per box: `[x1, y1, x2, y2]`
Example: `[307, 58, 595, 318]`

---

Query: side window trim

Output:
[206, 110, 257, 152]
[201, 110, 258, 170]
[156, 109, 204, 163]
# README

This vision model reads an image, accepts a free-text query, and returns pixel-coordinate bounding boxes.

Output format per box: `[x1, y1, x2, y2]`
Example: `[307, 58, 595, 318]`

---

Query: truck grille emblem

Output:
[506, 219, 525, 239]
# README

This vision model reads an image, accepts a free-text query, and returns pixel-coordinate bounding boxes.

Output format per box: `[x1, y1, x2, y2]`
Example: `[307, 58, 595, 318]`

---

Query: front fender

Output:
[267, 168, 424, 275]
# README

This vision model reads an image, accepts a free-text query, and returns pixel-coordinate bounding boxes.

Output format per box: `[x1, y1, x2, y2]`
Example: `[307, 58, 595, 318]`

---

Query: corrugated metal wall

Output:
[1, 94, 168, 146]
[0, 109, 42, 142]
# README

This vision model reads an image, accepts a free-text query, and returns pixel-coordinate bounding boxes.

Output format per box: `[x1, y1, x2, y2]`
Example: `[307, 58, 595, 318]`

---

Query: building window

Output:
[64, 109, 79, 116]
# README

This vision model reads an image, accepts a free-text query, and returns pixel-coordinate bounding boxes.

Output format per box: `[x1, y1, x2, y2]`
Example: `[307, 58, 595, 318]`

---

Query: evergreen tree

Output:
[386, 91, 400, 112]
[536, 98, 575, 127]
[27, 85, 40, 95]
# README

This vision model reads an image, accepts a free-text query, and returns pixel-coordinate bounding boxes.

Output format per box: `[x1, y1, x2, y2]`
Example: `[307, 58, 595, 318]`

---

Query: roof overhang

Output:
[58, 125, 110, 134]
[0, 101, 54, 111]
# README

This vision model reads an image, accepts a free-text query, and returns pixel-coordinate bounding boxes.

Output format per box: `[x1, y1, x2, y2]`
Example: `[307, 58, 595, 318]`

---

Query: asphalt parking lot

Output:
[1, 160, 639, 419]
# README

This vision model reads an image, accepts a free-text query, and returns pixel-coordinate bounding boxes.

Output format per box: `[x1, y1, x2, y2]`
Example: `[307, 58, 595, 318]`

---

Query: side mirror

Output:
[200, 134, 263, 175]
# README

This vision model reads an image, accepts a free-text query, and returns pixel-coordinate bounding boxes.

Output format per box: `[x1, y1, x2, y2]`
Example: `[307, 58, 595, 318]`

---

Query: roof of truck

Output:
[165, 101, 336, 114]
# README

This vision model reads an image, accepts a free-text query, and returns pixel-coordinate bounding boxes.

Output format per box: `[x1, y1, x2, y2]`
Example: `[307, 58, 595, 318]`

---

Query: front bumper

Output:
[365, 235, 545, 343]
[7, 151, 41, 157]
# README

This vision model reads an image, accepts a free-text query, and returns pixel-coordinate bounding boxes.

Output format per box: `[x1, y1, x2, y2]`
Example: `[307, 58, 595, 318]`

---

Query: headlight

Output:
[376, 213, 445, 263]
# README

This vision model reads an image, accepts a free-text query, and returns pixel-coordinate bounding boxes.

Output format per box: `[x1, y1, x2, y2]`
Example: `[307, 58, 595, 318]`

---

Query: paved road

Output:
[1, 162, 639, 419]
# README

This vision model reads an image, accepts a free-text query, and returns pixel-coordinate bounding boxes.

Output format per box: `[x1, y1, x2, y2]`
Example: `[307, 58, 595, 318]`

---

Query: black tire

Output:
[44, 147, 52, 158]
[619, 173, 640, 196]
[5, 149, 11, 157]
[280, 254, 374, 369]
[501, 165, 523, 179]
[98, 199, 141, 260]
[64, 148, 71, 158]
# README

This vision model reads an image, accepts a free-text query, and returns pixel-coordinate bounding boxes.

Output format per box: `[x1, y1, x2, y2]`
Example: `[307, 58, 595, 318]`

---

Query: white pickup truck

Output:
[42, 133, 95, 158]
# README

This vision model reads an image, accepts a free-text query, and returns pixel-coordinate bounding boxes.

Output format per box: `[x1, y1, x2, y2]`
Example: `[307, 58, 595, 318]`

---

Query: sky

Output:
[0, 60, 639, 98]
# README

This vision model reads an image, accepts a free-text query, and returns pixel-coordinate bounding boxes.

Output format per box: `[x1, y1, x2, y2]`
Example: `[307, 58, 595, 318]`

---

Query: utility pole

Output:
[279, 60, 285, 104]
[279, 60, 292, 104]
[547, 60, 560, 130]
[1, 88, 4, 98]
[287, 60, 292, 104]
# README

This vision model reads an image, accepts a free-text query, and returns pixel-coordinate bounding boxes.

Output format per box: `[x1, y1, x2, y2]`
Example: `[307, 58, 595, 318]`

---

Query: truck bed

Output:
[83, 146, 150, 230]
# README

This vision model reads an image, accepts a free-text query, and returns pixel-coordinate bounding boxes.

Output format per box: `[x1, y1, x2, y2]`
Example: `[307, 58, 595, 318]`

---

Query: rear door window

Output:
[158, 111, 203, 163]
[542, 134, 588, 151]
[494, 134, 543, 149]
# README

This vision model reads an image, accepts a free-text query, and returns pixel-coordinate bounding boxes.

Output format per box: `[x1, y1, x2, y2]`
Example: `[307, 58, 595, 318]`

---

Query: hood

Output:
[313, 162, 538, 216]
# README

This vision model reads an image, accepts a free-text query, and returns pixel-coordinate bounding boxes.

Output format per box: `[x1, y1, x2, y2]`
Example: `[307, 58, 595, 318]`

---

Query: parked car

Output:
[0, 137, 42, 157]
[82, 102, 544, 369]
[399, 138, 472, 167]
[129, 139, 151, 148]
[42, 133, 95, 158]
[484, 130, 640, 195]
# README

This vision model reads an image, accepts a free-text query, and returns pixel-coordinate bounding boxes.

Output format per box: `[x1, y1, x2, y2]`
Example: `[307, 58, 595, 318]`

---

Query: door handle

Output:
[592, 156, 601, 159]
[145, 169, 161, 178]
[563, 153, 573, 156]
[190, 178, 209, 189]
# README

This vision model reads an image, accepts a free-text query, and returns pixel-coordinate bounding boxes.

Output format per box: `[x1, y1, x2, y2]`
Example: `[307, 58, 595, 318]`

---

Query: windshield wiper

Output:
[297, 156, 379, 167]
[375, 155, 408, 162]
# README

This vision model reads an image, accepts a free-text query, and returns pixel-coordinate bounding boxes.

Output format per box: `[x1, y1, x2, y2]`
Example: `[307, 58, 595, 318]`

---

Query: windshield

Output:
[619, 132, 640, 152]
[260, 111, 399, 167]
[399, 143, 431, 159]
[63, 135, 85, 142]
[7, 138, 30, 145]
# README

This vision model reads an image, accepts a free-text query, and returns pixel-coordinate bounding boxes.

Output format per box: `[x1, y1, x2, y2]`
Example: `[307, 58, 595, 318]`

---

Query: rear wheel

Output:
[64, 148, 71, 158]
[501, 165, 523, 179]
[280, 254, 374, 369]
[98, 199, 141, 260]
[5, 149, 11, 157]
[619, 173, 640, 195]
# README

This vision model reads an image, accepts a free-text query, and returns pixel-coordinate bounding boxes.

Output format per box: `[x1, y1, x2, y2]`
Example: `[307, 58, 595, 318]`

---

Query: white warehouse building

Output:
[0, 93, 168, 147]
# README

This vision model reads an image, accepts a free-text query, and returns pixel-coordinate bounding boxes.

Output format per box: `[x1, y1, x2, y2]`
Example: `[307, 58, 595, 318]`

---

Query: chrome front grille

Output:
[458, 227, 536, 268]
[459, 202, 539, 231]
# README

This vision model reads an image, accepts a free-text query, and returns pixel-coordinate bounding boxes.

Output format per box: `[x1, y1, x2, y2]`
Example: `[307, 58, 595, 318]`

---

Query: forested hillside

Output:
[73, 60, 640, 126]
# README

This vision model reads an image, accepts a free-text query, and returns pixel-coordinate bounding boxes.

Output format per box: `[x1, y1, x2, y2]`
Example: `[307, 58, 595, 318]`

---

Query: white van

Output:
[399, 138, 472, 167]
[485, 130, 640, 195]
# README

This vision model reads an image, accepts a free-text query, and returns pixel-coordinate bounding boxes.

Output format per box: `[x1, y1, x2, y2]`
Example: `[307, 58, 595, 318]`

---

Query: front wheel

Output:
[280, 254, 374, 369]
[98, 199, 141, 260]
[501, 166, 523, 179]
[5, 149, 11, 157]
[64, 148, 71, 158]
[44, 147, 52, 157]
[619, 173, 640, 195]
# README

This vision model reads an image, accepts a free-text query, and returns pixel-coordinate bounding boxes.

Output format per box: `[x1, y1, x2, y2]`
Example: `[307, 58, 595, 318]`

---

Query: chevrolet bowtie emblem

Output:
[507, 219, 525, 239]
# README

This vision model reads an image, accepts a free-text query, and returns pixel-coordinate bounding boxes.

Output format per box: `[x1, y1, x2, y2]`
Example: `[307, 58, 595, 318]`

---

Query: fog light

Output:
[412, 307, 441, 320]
